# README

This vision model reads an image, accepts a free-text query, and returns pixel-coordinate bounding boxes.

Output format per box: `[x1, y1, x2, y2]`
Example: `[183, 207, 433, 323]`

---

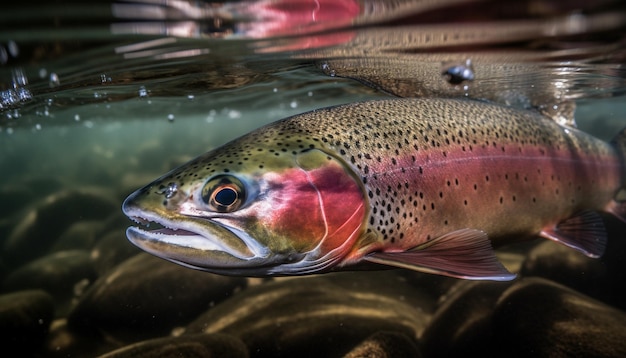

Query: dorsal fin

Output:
[363, 228, 516, 281]
[539, 211, 607, 258]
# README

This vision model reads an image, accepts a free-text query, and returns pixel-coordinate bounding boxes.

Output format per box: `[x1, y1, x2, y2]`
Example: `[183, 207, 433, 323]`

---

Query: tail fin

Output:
[608, 127, 626, 223]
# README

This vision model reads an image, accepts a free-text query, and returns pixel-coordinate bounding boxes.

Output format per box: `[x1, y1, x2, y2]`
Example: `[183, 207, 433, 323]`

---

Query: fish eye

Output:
[201, 175, 246, 212]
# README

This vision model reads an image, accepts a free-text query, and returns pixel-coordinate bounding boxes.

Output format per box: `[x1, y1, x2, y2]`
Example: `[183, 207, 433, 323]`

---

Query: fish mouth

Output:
[122, 197, 272, 273]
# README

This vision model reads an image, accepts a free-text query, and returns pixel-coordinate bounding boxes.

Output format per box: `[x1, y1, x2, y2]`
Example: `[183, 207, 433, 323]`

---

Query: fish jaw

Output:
[122, 188, 280, 274]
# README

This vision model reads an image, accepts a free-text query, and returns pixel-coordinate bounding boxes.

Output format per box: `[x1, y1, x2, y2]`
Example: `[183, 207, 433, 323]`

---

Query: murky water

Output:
[1, 1, 626, 357]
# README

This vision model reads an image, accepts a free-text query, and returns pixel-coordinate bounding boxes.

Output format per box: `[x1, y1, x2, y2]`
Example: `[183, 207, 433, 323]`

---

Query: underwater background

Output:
[1, 0, 626, 357]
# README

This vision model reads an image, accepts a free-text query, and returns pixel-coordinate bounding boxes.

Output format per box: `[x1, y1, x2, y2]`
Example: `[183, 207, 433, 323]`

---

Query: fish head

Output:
[122, 130, 368, 276]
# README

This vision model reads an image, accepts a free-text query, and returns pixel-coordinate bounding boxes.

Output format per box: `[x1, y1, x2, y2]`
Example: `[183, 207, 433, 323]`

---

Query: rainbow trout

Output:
[122, 98, 626, 280]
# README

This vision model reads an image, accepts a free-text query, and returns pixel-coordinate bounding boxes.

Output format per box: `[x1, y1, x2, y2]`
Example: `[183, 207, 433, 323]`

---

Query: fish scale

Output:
[123, 98, 626, 280]
[263, 99, 619, 249]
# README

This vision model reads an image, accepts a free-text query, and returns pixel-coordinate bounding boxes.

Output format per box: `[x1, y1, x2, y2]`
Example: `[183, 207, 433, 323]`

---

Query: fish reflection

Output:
[111, 0, 626, 118]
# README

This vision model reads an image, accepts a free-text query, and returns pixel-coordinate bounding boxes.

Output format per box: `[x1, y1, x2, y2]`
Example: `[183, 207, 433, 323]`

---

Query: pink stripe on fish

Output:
[361, 142, 621, 250]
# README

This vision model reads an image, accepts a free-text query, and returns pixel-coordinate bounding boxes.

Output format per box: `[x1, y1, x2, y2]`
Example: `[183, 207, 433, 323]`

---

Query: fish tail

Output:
[607, 127, 626, 222]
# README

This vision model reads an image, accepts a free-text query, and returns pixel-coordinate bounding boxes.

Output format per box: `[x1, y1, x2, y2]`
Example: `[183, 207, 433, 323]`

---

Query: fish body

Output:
[123, 98, 626, 280]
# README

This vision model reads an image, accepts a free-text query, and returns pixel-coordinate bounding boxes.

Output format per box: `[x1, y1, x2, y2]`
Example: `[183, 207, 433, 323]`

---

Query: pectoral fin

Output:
[539, 210, 607, 258]
[363, 228, 516, 281]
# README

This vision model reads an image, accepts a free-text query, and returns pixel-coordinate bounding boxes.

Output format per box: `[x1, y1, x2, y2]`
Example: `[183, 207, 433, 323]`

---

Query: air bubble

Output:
[321, 62, 336, 77]
[49, 73, 60, 87]
[228, 110, 242, 119]
[7, 41, 18, 57]
[161, 182, 178, 199]
[13, 68, 27, 87]
[442, 59, 475, 85]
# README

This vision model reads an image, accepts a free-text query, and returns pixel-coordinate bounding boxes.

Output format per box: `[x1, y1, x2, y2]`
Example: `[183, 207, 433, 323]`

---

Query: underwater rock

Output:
[185, 271, 432, 358]
[98, 333, 249, 358]
[20, 176, 65, 198]
[0, 184, 36, 265]
[492, 277, 626, 357]
[0, 184, 34, 218]
[595, 216, 626, 311]
[398, 269, 466, 301]
[67, 253, 247, 343]
[2, 189, 118, 266]
[90, 230, 141, 276]
[44, 318, 116, 358]
[343, 331, 422, 358]
[0, 289, 55, 353]
[1, 250, 96, 317]
[419, 280, 513, 358]
[520, 240, 610, 301]
[51, 220, 105, 252]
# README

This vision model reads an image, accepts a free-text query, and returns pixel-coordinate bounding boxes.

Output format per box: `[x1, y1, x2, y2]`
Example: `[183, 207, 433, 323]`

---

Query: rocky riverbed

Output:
[1, 179, 626, 357]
